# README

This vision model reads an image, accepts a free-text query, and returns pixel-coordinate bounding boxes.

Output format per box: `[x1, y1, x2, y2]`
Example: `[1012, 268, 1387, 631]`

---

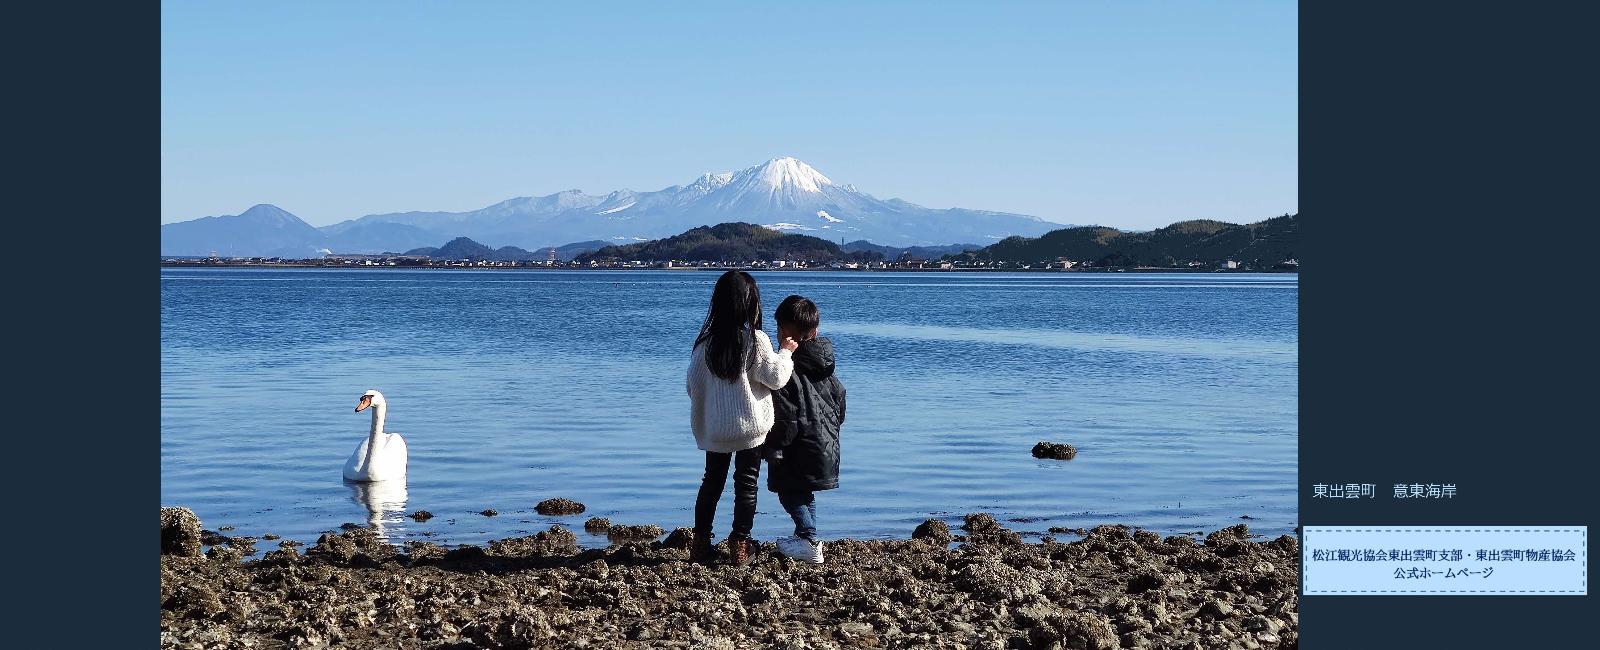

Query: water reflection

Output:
[346, 479, 408, 541]
[827, 321, 1296, 360]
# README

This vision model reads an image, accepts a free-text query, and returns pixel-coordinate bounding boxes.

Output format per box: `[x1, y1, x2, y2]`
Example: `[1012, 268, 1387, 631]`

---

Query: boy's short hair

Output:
[775, 295, 820, 332]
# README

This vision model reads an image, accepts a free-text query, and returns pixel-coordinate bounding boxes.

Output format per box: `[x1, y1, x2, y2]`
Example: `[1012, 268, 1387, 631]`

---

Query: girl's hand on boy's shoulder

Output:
[780, 336, 799, 351]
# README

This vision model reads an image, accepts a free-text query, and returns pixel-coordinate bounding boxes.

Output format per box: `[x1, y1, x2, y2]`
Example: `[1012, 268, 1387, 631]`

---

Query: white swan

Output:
[343, 390, 408, 482]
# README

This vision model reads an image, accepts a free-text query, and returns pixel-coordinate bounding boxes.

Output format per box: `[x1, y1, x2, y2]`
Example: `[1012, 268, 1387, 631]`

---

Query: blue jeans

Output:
[778, 489, 817, 540]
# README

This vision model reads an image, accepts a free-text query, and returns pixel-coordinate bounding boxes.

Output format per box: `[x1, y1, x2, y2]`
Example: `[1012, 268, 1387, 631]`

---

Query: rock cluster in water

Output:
[607, 523, 666, 540]
[1032, 441, 1078, 460]
[534, 497, 587, 516]
[161, 509, 1299, 649]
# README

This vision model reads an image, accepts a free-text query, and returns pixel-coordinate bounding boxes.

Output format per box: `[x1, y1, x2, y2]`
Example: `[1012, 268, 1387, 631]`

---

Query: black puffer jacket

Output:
[764, 337, 846, 492]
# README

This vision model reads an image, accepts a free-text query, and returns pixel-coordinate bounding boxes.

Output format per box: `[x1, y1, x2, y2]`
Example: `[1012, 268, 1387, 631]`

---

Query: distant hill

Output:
[159, 204, 329, 258]
[955, 214, 1299, 267]
[403, 237, 608, 262]
[575, 223, 880, 264]
[841, 240, 983, 260]
[403, 237, 532, 261]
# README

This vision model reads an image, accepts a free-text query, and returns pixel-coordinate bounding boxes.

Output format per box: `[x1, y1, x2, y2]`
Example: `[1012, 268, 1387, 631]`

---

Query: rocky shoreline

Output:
[160, 508, 1300, 649]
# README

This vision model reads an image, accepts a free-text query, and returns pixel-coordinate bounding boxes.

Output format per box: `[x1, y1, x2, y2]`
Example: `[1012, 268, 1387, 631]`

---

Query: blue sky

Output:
[162, 1, 1296, 229]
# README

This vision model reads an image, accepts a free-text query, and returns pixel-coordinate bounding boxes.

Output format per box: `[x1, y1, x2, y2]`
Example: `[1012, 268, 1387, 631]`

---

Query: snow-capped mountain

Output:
[161, 157, 1068, 255]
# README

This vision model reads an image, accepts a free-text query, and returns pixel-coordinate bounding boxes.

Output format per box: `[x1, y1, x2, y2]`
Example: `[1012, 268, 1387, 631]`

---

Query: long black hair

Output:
[695, 270, 763, 382]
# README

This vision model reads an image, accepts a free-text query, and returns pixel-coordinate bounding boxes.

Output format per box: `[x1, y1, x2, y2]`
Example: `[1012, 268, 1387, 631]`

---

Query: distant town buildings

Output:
[160, 251, 1295, 273]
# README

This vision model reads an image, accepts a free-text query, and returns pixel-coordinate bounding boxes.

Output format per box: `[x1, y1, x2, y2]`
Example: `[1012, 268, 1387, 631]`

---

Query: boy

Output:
[763, 295, 846, 564]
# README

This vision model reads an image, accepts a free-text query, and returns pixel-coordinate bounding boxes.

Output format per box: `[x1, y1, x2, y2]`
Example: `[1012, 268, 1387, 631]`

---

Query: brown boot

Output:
[690, 531, 713, 564]
[730, 537, 756, 566]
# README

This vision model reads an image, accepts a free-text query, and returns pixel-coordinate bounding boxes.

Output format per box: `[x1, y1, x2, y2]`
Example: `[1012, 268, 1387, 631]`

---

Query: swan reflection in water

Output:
[346, 478, 408, 542]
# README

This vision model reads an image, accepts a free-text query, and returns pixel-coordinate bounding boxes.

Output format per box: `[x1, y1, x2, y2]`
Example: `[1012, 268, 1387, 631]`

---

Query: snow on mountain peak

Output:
[688, 171, 735, 192]
[743, 156, 833, 193]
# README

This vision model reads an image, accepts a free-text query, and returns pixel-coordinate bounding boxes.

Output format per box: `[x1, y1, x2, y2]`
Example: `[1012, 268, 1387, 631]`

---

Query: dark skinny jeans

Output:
[694, 448, 761, 540]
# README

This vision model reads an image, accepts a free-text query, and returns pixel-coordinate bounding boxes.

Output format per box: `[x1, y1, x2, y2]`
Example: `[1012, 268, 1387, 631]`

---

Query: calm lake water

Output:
[161, 269, 1297, 552]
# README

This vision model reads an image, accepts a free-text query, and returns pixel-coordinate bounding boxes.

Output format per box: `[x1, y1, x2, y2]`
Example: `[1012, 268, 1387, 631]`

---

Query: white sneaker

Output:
[778, 535, 824, 564]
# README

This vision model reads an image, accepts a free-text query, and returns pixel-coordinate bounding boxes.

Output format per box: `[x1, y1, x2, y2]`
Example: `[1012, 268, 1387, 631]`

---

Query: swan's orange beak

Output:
[355, 395, 373, 412]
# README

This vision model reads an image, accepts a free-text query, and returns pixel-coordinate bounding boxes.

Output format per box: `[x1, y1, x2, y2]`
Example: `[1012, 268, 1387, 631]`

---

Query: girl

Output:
[686, 270, 797, 565]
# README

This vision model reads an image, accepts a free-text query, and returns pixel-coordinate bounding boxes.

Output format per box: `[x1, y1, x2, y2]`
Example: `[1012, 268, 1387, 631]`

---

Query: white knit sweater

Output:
[687, 329, 795, 453]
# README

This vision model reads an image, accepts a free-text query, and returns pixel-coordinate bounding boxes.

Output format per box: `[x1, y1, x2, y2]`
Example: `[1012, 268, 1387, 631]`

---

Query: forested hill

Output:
[575, 223, 880, 264]
[953, 214, 1298, 267]
[403, 237, 542, 261]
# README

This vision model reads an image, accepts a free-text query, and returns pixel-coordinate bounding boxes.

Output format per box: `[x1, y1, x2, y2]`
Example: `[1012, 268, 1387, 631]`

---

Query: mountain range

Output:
[574, 215, 1297, 267]
[159, 157, 1066, 257]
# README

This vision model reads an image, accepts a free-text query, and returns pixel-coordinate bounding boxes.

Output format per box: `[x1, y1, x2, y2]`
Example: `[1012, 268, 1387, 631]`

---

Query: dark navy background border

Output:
[12, 1, 156, 644]
[1301, 1, 1596, 646]
[8, 1, 1595, 646]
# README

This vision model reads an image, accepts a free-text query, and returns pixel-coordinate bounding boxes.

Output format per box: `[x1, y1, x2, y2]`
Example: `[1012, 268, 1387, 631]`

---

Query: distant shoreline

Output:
[159, 260, 1297, 274]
